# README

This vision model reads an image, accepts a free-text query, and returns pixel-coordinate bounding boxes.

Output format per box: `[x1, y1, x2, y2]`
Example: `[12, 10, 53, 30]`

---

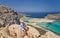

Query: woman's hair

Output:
[20, 22, 25, 25]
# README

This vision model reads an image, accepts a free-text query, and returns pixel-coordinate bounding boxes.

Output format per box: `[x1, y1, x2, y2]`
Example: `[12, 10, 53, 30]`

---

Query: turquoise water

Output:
[37, 20, 60, 35]
[22, 17, 33, 22]
[23, 17, 30, 22]
[23, 17, 60, 35]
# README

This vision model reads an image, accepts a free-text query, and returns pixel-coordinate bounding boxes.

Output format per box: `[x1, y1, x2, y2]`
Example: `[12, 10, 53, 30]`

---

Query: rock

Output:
[8, 24, 40, 38]
[27, 26, 40, 38]
[0, 5, 20, 27]
[0, 24, 24, 38]
[8, 24, 25, 38]
[0, 24, 41, 38]
[0, 18, 5, 27]
[0, 24, 60, 38]
[0, 26, 14, 38]
[45, 14, 60, 20]
[40, 31, 60, 38]
[24, 35, 29, 38]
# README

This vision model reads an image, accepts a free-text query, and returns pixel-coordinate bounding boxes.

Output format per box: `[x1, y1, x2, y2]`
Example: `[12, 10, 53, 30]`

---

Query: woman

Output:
[20, 22, 29, 35]
[20, 22, 25, 31]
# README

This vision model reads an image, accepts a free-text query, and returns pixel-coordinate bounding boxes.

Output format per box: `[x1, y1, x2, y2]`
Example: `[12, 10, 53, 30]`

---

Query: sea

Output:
[19, 12, 60, 18]
[19, 12, 60, 35]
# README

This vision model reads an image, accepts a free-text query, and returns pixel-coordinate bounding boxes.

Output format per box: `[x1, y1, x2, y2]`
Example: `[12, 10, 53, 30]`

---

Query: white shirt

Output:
[20, 23, 25, 31]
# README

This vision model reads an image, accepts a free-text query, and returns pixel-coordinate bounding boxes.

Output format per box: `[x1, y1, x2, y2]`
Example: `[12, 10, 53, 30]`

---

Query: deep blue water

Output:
[19, 12, 60, 18]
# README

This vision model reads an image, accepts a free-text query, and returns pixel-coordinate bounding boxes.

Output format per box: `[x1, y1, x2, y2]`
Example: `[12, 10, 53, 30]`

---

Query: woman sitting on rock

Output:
[20, 21, 29, 35]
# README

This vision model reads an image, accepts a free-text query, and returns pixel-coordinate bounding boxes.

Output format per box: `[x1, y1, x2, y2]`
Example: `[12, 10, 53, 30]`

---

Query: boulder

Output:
[0, 5, 20, 27]
[40, 31, 60, 38]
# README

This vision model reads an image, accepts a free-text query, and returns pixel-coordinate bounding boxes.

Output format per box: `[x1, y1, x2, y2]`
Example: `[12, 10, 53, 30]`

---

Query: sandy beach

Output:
[28, 18, 55, 23]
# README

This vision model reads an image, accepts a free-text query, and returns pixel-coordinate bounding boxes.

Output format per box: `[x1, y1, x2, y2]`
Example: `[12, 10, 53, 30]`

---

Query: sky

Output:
[0, 0, 60, 12]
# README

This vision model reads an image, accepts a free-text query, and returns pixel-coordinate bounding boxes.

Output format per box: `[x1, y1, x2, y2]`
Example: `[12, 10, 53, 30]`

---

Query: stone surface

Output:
[0, 24, 60, 38]
[40, 31, 60, 38]
[0, 5, 20, 27]
[0, 24, 40, 38]
[45, 14, 60, 20]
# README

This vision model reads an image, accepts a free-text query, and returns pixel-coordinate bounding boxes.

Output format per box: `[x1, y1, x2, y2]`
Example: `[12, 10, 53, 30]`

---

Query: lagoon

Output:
[37, 20, 60, 35]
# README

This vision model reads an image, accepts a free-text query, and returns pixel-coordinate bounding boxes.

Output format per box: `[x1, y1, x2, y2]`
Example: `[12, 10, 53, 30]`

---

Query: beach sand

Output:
[28, 18, 55, 23]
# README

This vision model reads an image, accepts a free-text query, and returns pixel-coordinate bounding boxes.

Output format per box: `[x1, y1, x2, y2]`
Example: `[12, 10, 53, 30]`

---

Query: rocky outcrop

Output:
[0, 24, 60, 38]
[0, 5, 20, 27]
[45, 14, 60, 20]
[40, 31, 60, 38]
[0, 24, 40, 38]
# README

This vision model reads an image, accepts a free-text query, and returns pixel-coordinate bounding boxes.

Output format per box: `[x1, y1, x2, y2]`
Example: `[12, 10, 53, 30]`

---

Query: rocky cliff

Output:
[0, 5, 20, 27]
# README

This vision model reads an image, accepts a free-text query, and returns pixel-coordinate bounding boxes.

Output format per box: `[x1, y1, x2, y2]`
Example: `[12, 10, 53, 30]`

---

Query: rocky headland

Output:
[0, 5, 20, 27]
[45, 14, 60, 20]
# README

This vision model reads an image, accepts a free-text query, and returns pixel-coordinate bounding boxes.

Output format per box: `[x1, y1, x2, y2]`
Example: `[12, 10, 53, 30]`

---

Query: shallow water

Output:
[22, 17, 60, 35]
[37, 21, 60, 35]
